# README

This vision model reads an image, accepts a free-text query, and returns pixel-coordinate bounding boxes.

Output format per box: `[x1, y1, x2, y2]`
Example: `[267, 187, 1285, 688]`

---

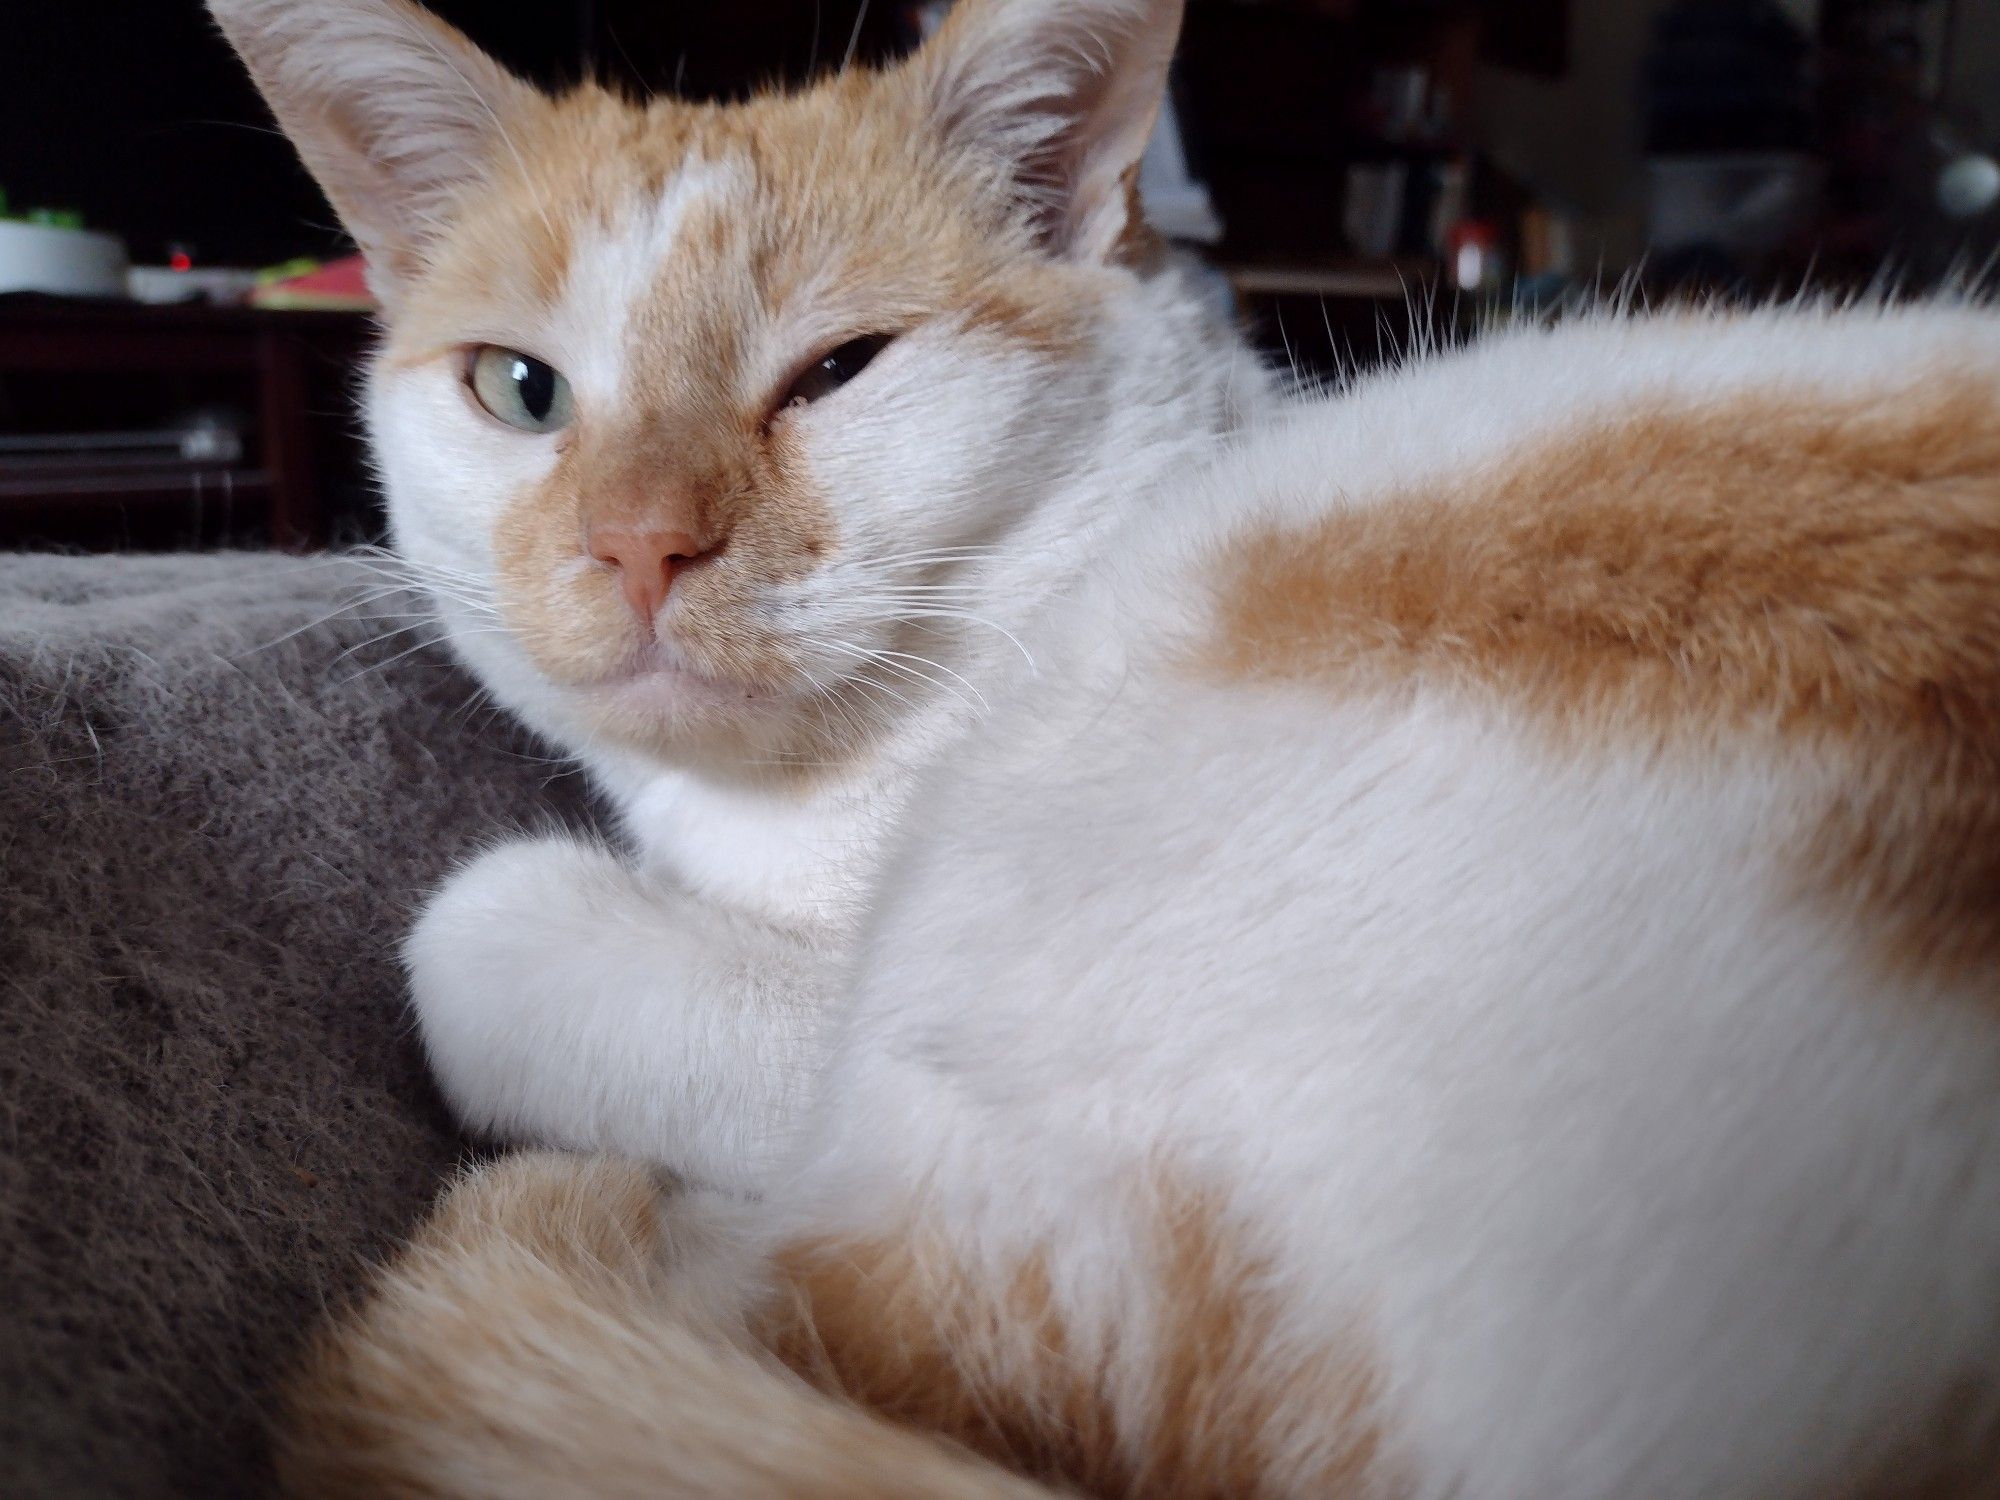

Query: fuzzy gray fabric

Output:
[0, 552, 595, 1498]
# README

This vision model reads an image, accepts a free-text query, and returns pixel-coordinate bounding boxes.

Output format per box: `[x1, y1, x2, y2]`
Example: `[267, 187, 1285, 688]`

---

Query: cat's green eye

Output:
[467, 346, 575, 434]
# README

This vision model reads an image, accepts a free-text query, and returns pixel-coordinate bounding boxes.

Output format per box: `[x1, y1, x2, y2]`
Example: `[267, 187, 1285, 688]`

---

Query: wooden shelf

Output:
[0, 296, 370, 549]
[0, 468, 271, 503]
[1224, 259, 1436, 299]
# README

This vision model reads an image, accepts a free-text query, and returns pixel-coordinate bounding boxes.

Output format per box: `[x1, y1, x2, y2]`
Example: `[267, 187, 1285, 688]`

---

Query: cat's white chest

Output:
[603, 761, 897, 929]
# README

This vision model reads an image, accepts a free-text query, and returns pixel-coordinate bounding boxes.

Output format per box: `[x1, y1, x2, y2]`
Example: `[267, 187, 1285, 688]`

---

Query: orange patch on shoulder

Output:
[1206, 376, 2000, 979]
[763, 1185, 1387, 1499]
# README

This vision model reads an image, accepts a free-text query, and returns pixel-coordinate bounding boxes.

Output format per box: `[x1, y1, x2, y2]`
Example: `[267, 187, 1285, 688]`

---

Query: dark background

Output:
[0, 1, 917, 268]
[1, 0, 1995, 550]
[5, 1, 1994, 285]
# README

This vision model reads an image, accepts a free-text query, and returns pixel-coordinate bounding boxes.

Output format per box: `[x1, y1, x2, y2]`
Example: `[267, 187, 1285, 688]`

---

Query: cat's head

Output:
[213, 0, 1240, 770]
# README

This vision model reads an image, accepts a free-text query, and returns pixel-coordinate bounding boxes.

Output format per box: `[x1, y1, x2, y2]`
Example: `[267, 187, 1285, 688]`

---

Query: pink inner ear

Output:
[914, 0, 1184, 261]
[208, 0, 545, 303]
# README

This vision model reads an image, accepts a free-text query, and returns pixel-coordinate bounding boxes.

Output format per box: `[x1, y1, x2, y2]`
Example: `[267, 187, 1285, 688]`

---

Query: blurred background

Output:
[0, 0, 1994, 551]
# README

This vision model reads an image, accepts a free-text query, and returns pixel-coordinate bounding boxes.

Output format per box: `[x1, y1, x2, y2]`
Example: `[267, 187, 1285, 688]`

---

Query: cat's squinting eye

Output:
[467, 346, 575, 435]
[780, 334, 894, 412]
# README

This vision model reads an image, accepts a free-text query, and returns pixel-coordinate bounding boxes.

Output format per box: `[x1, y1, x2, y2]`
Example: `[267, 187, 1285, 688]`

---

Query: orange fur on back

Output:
[1209, 376, 2000, 980]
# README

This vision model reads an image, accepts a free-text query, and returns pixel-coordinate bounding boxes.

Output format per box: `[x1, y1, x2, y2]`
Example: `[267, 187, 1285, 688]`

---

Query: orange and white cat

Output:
[213, 0, 2000, 1494]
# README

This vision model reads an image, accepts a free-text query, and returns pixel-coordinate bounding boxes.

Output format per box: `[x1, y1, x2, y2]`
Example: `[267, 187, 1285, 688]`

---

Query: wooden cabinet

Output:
[0, 299, 370, 551]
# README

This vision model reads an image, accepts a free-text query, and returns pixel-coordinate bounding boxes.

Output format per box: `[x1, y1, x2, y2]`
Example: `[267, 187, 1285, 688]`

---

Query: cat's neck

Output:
[598, 261, 1273, 928]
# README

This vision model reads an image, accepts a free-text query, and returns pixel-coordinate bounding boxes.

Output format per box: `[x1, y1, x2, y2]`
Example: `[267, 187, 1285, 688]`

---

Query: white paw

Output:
[404, 833, 829, 1186]
[405, 834, 669, 1150]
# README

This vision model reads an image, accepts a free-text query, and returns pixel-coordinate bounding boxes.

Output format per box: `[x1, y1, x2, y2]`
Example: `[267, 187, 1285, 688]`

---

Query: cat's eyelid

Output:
[766, 331, 898, 424]
[457, 341, 563, 378]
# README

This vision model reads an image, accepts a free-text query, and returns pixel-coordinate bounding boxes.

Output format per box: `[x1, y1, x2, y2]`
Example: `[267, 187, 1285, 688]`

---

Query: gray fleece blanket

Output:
[0, 552, 596, 1498]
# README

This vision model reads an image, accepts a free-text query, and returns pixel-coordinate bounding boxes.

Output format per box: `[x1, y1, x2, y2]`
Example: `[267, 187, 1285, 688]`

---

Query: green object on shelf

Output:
[26, 208, 84, 230]
[256, 256, 324, 285]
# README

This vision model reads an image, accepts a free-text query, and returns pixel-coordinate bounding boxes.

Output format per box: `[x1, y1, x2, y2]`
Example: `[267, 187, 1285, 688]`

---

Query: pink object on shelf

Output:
[250, 254, 376, 311]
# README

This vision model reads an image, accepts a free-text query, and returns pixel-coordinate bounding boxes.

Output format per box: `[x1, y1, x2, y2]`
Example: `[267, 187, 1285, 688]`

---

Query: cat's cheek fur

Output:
[367, 361, 588, 742]
[771, 330, 1106, 674]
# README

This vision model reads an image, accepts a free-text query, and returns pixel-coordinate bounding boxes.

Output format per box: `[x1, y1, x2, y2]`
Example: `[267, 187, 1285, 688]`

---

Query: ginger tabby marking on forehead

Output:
[390, 74, 1088, 371]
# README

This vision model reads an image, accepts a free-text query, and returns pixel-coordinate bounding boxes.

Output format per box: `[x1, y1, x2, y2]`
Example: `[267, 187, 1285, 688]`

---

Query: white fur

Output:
[404, 835, 830, 1186]
[756, 300, 2000, 1496]
[402, 288, 2000, 1492]
[372, 164, 1263, 1181]
[551, 159, 750, 407]
[753, 301, 2000, 1496]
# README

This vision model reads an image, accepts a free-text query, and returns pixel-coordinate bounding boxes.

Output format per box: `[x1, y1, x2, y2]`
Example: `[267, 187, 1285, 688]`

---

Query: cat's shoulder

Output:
[1103, 299, 2000, 655]
[1157, 298, 2000, 981]
[1223, 297, 2000, 531]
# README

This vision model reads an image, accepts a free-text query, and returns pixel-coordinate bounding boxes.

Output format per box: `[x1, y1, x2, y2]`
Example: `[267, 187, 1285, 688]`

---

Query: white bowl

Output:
[0, 218, 130, 297]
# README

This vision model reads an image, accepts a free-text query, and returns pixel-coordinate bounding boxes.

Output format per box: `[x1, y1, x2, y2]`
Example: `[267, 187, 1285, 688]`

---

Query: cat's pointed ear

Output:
[914, 0, 1185, 263]
[207, 0, 542, 306]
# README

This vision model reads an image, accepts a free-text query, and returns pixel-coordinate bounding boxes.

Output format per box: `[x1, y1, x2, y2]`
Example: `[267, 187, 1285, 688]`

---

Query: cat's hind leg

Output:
[276, 1152, 1051, 1500]
[278, 1149, 1386, 1500]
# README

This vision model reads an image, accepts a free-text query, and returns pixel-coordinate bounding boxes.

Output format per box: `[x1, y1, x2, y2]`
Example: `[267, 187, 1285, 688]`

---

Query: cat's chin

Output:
[591, 658, 757, 713]
[572, 651, 780, 751]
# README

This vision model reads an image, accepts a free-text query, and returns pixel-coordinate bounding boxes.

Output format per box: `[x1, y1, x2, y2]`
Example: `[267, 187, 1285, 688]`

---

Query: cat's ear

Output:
[207, 0, 542, 306]
[913, 0, 1185, 263]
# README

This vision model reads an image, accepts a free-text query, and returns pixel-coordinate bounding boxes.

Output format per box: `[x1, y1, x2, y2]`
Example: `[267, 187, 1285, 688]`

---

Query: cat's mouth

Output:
[585, 644, 763, 717]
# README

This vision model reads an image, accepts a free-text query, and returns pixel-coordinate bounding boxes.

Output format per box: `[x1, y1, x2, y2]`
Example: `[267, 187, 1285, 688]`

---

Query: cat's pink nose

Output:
[587, 524, 707, 627]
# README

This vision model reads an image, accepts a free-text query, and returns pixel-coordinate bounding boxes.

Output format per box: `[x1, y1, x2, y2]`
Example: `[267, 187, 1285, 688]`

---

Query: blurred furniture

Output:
[1177, 0, 1554, 379]
[1225, 258, 1445, 387]
[0, 297, 371, 550]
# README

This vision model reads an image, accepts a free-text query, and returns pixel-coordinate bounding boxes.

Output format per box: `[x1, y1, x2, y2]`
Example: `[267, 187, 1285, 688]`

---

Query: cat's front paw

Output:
[405, 835, 670, 1150]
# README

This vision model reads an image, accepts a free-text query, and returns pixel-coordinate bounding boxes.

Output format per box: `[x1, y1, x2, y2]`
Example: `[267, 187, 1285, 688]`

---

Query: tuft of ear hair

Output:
[913, 0, 1186, 264]
[207, 0, 542, 306]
